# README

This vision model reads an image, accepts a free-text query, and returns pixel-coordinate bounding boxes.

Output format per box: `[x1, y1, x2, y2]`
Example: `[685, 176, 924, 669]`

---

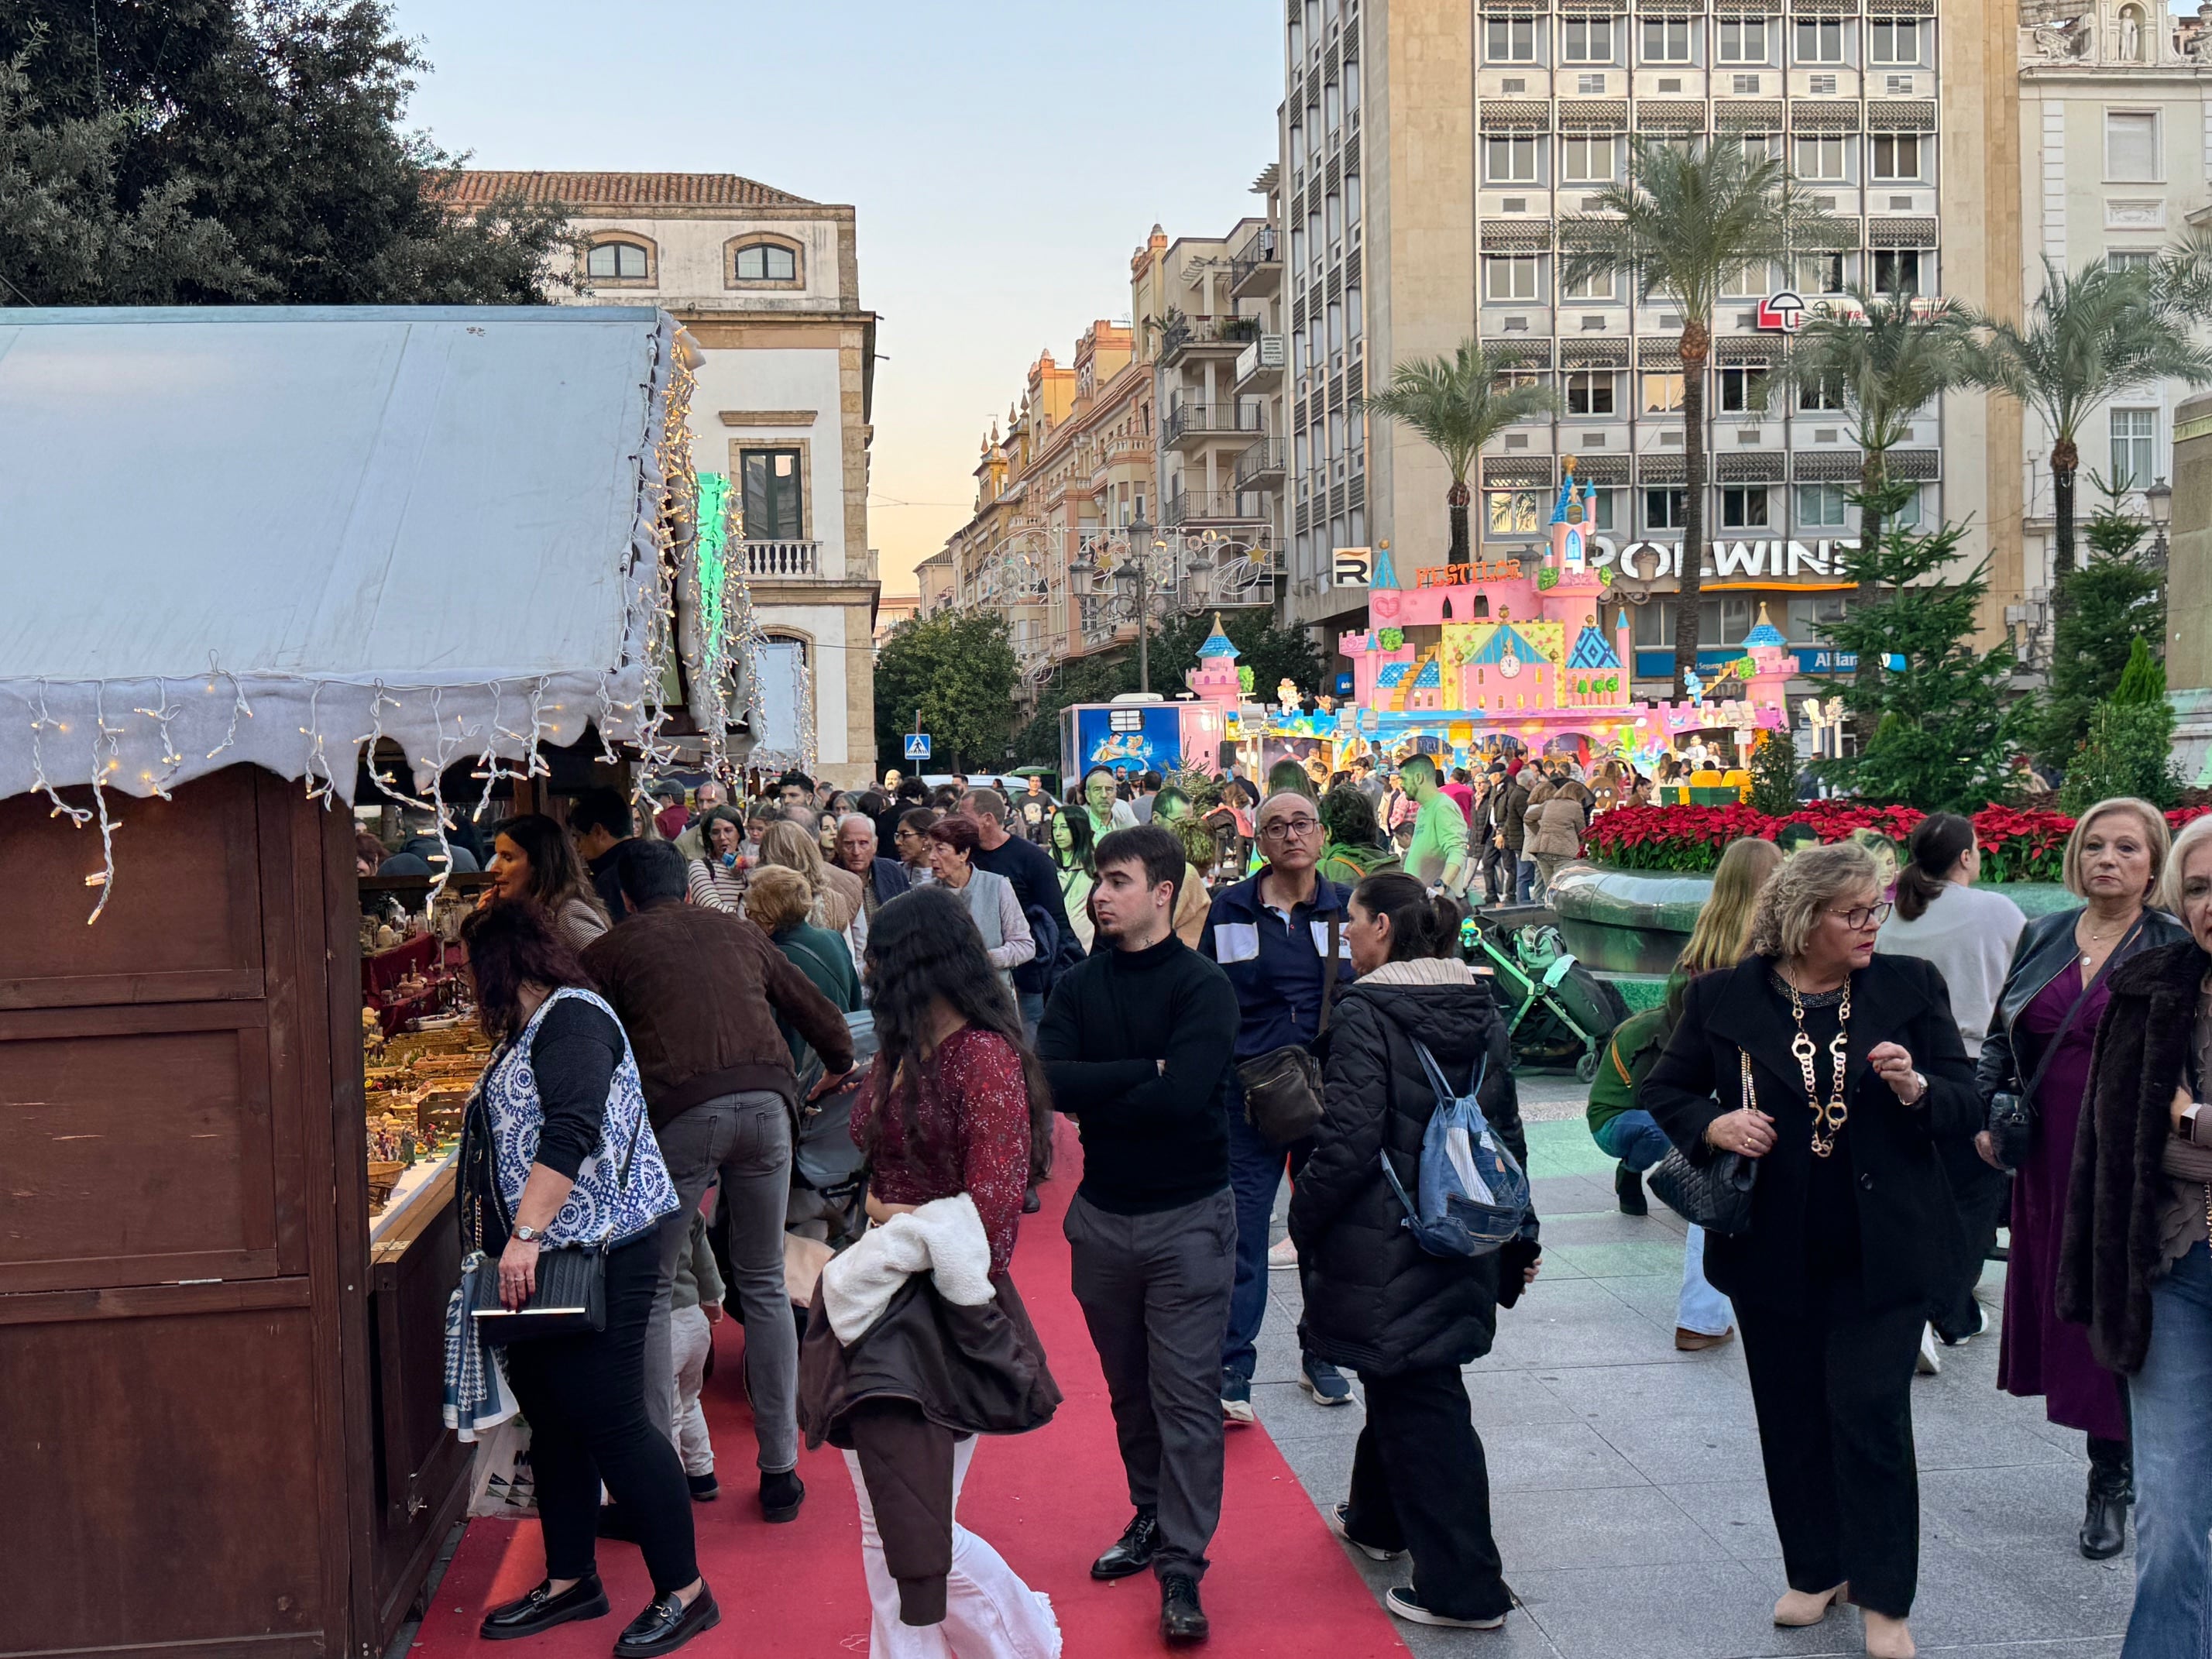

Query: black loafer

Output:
[613, 1587, 720, 1658]
[760, 1468, 805, 1523]
[479, 1574, 610, 1640]
[1160, 1571, 1209, 1644]
[1091, 1507, 1159, 1580]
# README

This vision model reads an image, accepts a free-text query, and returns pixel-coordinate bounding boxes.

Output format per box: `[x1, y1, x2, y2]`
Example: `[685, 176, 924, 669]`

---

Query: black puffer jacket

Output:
[1290, 970, 1536, 1376]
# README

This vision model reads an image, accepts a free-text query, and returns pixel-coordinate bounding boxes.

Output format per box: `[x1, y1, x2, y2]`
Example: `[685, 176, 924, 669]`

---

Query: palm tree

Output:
[1771, 288, 1976, 621]
[1357, 338, 1560, 568]
[1560, 136, 1846, 698]
[1963, 256, 2212, 599]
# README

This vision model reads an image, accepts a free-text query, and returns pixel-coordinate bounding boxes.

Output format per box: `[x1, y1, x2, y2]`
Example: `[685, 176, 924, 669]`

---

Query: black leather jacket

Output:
[1973, 905, 2190, 1108]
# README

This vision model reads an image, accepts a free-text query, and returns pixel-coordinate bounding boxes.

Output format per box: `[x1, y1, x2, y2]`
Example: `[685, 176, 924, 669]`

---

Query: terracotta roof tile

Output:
[434, 170, 816, 210]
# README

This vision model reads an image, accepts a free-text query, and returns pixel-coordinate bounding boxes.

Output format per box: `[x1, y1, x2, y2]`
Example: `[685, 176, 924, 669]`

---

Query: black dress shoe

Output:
[479, 1574, 610, 1640]
[760, 1468, 805, 1523]
[1160, 1572, 1209, 1644]
[1091, 1506, 1160, 1580]
[1616, 1163, 1648, 1217]
[613, 1587, 720, 1658]
[2080, 1472, 2131, 1560]
[1022, 1185, 1042, 1214]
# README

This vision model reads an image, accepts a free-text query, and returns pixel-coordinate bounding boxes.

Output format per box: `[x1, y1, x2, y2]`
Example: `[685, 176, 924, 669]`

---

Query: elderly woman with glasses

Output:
[1643, 843, 1979, 1659]
[1199, 790, 1360, 1419]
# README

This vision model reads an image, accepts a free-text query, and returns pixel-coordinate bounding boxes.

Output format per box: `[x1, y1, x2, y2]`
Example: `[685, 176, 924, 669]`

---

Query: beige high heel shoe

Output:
[1862, 1610, 1915, 1658]
[1773, 1583, 1849, 1626]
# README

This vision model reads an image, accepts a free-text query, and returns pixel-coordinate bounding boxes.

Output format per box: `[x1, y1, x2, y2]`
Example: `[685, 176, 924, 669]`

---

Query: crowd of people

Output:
[430, 757, 2210, 1659]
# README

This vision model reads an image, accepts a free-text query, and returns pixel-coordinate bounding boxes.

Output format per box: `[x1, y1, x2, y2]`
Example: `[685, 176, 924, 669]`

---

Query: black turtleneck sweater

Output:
[1037, 932, 1238, 1214]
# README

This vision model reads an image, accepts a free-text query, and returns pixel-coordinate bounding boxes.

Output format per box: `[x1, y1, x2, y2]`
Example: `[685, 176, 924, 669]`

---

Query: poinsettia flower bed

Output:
[1588, 801, 2211, 880]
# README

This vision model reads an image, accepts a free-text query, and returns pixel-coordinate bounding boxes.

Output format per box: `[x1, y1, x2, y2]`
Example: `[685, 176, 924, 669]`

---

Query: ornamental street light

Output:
[2145, 476, 2173, 570]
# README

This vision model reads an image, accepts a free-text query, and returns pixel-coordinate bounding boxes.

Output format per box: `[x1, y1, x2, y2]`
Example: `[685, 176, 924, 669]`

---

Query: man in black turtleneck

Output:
[1038, 823, 1238, 1647]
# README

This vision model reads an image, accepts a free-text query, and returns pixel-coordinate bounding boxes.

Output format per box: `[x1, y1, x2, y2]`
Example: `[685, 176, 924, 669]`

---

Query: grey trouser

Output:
[1065, 1185, 1235, 1582]
[649, 1091, 798, 1472]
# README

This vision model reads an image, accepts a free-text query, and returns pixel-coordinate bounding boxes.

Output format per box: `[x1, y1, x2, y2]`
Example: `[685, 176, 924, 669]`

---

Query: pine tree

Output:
[1812, 505, 2020, 811]
[2059, 634, 2183, 812]
[2029, 496, 2165, 768]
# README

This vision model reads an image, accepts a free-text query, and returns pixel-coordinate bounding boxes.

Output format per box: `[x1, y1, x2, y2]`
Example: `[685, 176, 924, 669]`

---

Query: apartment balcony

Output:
[1234, 335, 1286, 394]
[744, 539, 822, 579]
[1091, 434, 1153, 479]
[1234, 438, 1288, 489]
[1165, 401, 1264, 450]
[1159, 313, 1262, 366]
[1162, 486, 1273, 527]
[1230, 225, 1282, 297]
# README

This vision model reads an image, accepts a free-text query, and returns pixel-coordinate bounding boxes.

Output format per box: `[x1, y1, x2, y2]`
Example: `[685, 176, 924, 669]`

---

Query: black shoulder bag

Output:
[1647, 1049, 1760, 1237]
[1236, 914, 1343, 1146]
[1987, 914, 2146, 1170]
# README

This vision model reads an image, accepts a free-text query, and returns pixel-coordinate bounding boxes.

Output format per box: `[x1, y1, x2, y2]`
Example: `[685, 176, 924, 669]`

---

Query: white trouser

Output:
[843, 1438, 1061, 1659]
[669, 1304, 715, 1477]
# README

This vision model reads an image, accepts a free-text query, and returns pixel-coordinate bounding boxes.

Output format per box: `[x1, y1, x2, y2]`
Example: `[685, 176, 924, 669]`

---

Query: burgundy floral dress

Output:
[853, 1026, 1032, 1274]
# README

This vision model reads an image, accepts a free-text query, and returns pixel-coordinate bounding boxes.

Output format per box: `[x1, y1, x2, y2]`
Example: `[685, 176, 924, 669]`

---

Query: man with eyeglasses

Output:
[1200, 791, 1358, 1419]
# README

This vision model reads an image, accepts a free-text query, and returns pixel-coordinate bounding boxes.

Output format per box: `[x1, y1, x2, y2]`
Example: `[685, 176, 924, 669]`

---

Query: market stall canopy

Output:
[0, 305, 698, 809]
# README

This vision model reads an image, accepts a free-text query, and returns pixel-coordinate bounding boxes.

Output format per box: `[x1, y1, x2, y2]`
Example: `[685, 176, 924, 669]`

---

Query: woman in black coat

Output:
[1289, 873, 1540, 1632]
[1643, 843, 1978, 1659]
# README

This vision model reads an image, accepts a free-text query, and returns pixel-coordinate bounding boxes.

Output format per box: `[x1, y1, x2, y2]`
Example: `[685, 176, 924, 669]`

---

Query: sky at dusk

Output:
[390, 0, 1285, 595]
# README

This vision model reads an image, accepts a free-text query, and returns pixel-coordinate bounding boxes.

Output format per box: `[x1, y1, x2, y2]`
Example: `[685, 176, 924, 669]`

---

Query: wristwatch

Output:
[512, 1224, 544, 1244]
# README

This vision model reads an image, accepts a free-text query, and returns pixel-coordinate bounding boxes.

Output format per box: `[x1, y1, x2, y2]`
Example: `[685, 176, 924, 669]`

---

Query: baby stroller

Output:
[1461, 912, 1629, 1081]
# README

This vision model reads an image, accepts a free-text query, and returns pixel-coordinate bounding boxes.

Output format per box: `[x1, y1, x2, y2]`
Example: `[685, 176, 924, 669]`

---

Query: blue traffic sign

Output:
[903, 733, 932, 761]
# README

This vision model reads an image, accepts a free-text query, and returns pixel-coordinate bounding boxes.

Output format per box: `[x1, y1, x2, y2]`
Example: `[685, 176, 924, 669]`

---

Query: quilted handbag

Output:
[1645, 1049, 1760, 1238]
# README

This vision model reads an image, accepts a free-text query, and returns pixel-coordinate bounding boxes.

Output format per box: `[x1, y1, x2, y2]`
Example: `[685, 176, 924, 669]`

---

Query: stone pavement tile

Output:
[1902, 1533, 2133, 1650]
[1540, 1208, 1690, 1246]
[1250, 1379, 1365, 1442]
[1663, 1478, 1786, 1561]
[1591, 1269, 1710, 1336]
[1592, 1412, 1773, 1486]
[1481, 1277, 1702, 1370]
[1537, 1358, 1754, 1423]
[1507, 1558, 1855, 1659]
[1495, 1484, 1728, 1574]
[1483, 1420, 1652, 1492]
[1387, 1608, 1565, 1659]
[1546, 1240, 1705, 1279]
[1918, 1463, 2111, 1560]
[1911, 1386, 2083, 1472]
[1269, 1424, 1357, 1499]
[1462, 1365, 1586, 1428]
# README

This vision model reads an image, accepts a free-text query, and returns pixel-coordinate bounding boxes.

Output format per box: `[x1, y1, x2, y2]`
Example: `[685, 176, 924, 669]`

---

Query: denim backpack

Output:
[1378, 1040, 1530, 1259]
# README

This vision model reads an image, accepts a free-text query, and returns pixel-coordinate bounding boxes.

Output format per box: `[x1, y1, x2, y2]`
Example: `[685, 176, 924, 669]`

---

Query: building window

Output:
[1799, 373, 1846, 412]
[2111, 408, 2158, 489]
[740, 448, 805, 540]
[1793, 136, 1848, 180]
[586, 239, 651, 280]
[1893, 485, 1925, 527]
[1640, 16, 1694, 60]
[1642, 372, 1685, 413]
[1724, 259, 1786, 298]
[1562, 267, 1617, 301]
[1484, 256, 1541, 300]
[2108, 249, 2159, 273]
[1796, 483, 1850, 527]
[1585, 487, 1620, 531]
[1794, 18, 1846, 60]
[1868, 19, 1922, 62]
[1787, 592, 1850, 639]
[1645, 488, 1689, 530]
[1562, 16, 1614, 60]
[1798, 252, 1847, 293]
[730, 239, 800, 283]
[2106, 112, 2159, 180]
[1721, 486, 1771, 527]
[1634, 603, 1674, 646]
[1562, 136, 1616, 183]
[1717, 18, 1767, 60]
[1487, 489, 1543, 536]
[1486, 136, 1540, 182]
[1566, 370, 1617, 415]
[1870, 135, 1922, 181]
[1871, 249, 1926, 296]
[1486, 15, 1537, 60]
[1719, 365, 1770, 412]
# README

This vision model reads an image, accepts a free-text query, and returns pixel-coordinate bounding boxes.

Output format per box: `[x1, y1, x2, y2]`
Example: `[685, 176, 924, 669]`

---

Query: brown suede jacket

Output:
[581, 901, 855, 1126]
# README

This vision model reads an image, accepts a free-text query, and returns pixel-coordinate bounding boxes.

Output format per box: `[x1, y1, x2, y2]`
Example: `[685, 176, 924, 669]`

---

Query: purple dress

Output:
[1995, 963, 2129, 1440]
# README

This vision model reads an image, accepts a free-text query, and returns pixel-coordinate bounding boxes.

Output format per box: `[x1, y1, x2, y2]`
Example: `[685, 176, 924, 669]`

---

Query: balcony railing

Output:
[1230, 225, 1282, 296]
[1165, 401, 1265, 445]
[1159, 314, 1263, 362]
[1163, 486, 1274, 527]
[744, 539, 820, 578]
[1234, 438, 1289, 489]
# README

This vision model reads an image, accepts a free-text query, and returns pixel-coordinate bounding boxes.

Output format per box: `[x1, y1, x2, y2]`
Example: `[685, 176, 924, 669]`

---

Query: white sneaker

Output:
[1329, 1503, 1406, 1562]
[1386, 1588, 1506, 1630]
[1268, 1235, 1300, 1270]
[1938, 1304, 1989, 1346]
[1915, 1324, 1942, 1376]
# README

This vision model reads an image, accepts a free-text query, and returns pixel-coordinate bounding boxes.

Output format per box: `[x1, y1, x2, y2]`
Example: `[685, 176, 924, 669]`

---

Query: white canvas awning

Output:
[0, 305, 689, 808]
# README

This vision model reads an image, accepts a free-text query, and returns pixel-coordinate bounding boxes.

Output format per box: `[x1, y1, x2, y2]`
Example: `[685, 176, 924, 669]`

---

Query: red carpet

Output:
[411, 1121, 1409, 1656]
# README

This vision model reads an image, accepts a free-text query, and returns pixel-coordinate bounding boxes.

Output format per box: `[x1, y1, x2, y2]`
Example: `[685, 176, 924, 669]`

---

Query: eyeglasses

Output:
[1830, 901, 1893, 929]
[1260, 816, 1321, 839]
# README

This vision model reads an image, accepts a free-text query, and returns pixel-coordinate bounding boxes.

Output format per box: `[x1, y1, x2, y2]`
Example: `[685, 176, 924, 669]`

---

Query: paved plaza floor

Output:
[1249, 1073, 2141, 1658]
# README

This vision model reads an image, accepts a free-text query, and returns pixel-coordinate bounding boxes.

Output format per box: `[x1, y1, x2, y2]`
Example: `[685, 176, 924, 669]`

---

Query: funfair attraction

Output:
[1059, 459, 1801, 785]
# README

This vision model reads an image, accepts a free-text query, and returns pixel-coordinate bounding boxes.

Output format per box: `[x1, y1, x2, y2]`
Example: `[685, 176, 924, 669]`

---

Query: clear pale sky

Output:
[390, 1, 1283, 595]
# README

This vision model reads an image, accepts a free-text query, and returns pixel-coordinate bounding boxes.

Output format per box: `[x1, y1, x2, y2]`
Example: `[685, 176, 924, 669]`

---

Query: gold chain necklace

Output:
[1787, 980, 1853, 1158]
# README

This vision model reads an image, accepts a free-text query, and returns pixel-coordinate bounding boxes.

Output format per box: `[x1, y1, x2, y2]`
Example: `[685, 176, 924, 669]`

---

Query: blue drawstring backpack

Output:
[1378, 1041, 1531, 1259]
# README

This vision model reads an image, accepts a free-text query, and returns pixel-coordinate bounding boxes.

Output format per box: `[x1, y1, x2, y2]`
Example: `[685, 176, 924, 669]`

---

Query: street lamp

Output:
[2145, 477, 2173, 568]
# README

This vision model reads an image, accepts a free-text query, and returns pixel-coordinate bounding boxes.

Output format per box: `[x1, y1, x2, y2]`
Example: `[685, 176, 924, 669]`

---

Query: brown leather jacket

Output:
[580, 901, 854, 1125]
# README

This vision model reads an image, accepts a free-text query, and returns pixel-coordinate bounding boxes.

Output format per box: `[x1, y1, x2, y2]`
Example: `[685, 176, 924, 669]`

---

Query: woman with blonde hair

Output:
[1585, 836, 1783, 1349]
[758, 818, 866, 963]
[1974, 796, 2184, 1559]
[1645, 843, 1978, 1658]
